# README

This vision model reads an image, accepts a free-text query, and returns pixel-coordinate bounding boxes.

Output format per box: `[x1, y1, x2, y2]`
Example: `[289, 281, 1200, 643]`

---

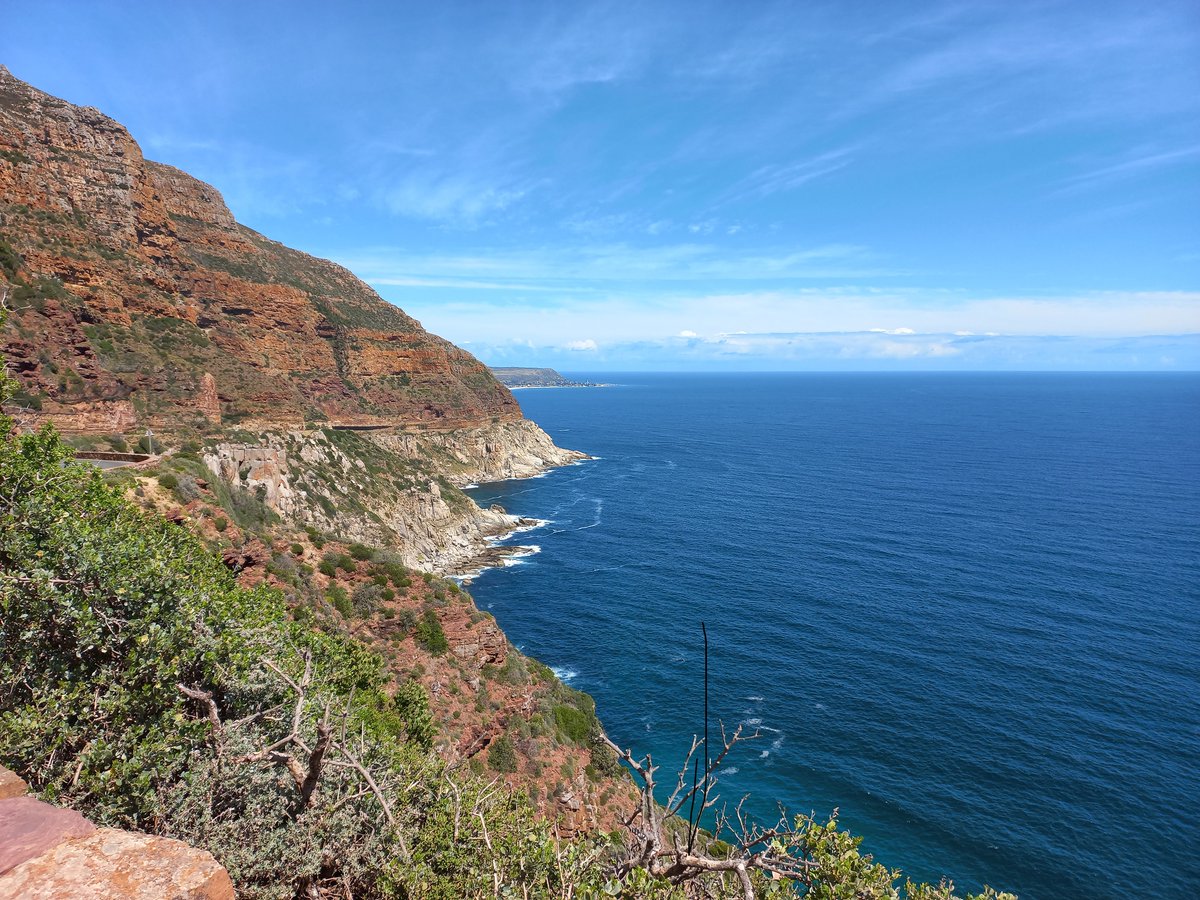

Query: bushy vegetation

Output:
[0, 235, 21, 279]
[414, 607, 449, 655]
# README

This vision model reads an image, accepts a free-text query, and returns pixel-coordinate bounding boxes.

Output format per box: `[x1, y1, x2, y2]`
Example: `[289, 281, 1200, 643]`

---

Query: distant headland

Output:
[490, 367, 606, 389]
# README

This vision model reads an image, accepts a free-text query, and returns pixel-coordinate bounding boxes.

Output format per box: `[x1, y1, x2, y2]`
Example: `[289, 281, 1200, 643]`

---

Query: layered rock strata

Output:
[0, 64, 522, 431]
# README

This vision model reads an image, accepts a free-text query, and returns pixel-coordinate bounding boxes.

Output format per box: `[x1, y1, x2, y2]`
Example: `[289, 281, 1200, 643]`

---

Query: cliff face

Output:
[0, 65, 520, 431]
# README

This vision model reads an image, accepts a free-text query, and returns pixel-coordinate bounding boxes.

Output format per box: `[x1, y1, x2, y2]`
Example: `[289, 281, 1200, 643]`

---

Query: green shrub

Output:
[327, 584, 352, 618]
[352, 582, 383, 617]
[213, 516, 228, 532]
[157, 472, 179, 490]
[348, 542, 374, 561]
[290, 542, 303, 555]
[487, 734, 518, 773]
[320, 550, 356, 576]
[0, 237, 21, 279]
[173, 474, 200, 504]
[414, 608, 448, 656]
[554, 704, 591, 744]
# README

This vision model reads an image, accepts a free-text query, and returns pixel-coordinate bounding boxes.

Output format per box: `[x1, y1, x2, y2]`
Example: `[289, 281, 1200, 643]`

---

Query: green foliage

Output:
[213, 516, 228, 532]
[352, 582, 383, 617]
[393, 679, 435, 751]
[290, 542, 304, 555]
[9, 275, 72, 311]
[157, 472, 179, 490]
[320, 550, 356, 577]
[414, 608, 448, 656]
[0, 148, 31, 166]
[327, 584, 352, 618]
[487, 733, 518, 773]
[0, 236, 21, 279]
[554, 704, 591, 744]
[348, 542, 375, 561]
[498, 652, 529, 686]
[173, 474, 200, 504]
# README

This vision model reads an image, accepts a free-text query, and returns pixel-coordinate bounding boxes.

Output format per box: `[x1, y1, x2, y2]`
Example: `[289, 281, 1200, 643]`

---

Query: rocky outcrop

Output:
[0, 765, 233, 900]
[369, 419, 589, 485]
[199, 425, 562, 573]
[196, 372, 220, 423]
[0, 65, 521, 431]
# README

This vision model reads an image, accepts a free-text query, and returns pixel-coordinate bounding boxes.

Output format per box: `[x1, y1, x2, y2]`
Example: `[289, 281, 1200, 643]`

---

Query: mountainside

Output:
[0, 64, 518, 432]
[491, 367, 583, 387]
[0, 65, 618, 827]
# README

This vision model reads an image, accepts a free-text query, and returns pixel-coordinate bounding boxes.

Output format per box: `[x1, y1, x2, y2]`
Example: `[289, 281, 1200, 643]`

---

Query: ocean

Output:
[463, 373, 1200, 899]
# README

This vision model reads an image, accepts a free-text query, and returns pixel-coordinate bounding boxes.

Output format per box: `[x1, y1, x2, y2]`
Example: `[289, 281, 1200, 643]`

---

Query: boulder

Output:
[0, 796, 95, 875]
[0, 828, 234, 900]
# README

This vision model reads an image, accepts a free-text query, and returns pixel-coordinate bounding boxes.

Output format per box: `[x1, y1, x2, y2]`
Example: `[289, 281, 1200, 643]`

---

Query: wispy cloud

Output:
[375, 173, 531, 225]
[341, 241, 892, 287]
[1056, 144, 1200, 194]
[388, 288, 1200, 350]
[719, 147, 856, 203]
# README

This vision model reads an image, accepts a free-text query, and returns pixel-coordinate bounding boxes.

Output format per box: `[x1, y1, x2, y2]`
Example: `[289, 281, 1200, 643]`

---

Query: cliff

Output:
[198, 420, 584, 574]
[0, 64, 520, 432]
[0, 65, 623, 843]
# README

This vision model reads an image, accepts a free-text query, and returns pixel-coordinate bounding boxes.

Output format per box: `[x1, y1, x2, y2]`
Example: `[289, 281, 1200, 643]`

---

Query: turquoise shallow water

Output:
[464, 373, 1200, 899]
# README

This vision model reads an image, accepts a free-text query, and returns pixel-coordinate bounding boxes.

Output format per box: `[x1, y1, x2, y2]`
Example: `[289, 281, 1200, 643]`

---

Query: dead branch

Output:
[178, 684, 223, 750]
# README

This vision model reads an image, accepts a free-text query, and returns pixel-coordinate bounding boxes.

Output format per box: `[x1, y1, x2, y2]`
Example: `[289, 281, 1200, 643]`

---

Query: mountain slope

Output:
[0, 64, 518, 432]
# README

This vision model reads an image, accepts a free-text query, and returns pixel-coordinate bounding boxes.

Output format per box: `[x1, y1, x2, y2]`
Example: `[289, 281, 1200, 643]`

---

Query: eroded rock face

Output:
[0, 828, 234, 900]
[197, 422, 582, 574]
[0, 65, 521, 432]
[369, 419, 590, 485]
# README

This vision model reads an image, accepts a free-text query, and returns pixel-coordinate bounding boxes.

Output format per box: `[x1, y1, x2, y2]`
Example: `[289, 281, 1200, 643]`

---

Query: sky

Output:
[3, 0, 1199, 370]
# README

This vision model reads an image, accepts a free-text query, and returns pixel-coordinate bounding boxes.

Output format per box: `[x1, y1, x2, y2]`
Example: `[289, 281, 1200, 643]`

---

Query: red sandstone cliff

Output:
[0, 64, 521, 433]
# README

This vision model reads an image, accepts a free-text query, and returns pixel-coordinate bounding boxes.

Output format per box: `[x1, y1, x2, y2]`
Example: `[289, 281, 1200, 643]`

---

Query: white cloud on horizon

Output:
[392, 289, 1200, 345]
[469, 329, 1200, 371]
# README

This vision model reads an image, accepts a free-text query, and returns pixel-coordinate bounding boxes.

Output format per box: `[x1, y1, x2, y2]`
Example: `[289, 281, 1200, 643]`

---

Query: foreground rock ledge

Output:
[0, 829, 234, 900]
[0, 765, 233, 900]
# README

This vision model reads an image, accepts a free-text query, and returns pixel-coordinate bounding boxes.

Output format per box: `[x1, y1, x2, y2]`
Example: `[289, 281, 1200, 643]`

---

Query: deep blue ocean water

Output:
[464, 373, 1200, 899]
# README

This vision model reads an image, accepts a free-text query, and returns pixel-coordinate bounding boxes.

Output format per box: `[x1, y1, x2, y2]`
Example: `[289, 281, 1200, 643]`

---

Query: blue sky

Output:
[3, 0, 1199, 369]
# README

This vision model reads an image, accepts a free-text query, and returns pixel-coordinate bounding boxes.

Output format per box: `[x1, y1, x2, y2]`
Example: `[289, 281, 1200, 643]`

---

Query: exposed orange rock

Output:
[0, 768, 26, 801]
[0, 766, 233, 899]
[196, 372, 220, 423]
[0, 796, 95, 875]
[0, 829, 234, 900]
[0, 65, 521, 433]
